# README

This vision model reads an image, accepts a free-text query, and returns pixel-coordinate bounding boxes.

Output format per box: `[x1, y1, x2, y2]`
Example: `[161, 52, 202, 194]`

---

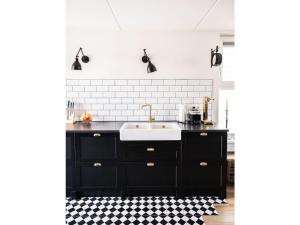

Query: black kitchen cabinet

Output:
[66, 133, 74, 196]
[120, 141, 179, 161]
[183, 132, 223, 160]
[181, 131, 227, 198]
[76, 132, 118, 160]
[78, 162, 118, 189]
[66, 130, 227, 199]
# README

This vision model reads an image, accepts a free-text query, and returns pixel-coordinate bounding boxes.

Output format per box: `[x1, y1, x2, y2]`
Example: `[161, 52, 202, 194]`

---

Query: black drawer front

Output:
[79, 162, 117, 188]
[124, 162, 177, 188]
[77, 133, 117, 160]
[66, 134, 72, 160]
[183, 132, 223, 160]
[120, 141, 179, 161]
[182, 161, 222, 188]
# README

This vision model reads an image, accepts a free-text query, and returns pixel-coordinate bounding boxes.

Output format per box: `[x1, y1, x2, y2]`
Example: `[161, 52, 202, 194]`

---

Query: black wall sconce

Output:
[211, 45, 222, 68]
[142, 49, 157, 73]
[71, 47, 89, 70]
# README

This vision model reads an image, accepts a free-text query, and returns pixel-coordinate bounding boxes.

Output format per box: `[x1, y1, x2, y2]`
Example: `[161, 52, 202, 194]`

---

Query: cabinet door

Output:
[183, 132, 224, 160]
[66, 161, 72, 188]
[124, 162, 177, 188]
[182, 161, 222, 188]
[79, 162, 118, 189]
[77, 133, 118, 160]
[66, 133, 73, 160]
[120, 141, 179, 161]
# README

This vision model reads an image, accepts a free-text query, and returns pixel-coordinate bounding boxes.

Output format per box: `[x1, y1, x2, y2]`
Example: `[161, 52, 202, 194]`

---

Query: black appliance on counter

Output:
[187, 106, 201, 125]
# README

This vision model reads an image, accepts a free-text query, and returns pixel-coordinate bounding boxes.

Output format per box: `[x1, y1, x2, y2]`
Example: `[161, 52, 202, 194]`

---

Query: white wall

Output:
[66, 29, 223, 123]
[66, 29, 222, 79]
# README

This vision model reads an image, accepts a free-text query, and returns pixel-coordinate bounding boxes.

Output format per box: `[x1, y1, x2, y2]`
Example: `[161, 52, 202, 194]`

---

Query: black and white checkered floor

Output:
[66, 196, 227, 225]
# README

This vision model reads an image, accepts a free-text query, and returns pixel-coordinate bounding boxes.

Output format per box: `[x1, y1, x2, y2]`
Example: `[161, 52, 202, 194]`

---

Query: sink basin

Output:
[120, 122, 181, 141]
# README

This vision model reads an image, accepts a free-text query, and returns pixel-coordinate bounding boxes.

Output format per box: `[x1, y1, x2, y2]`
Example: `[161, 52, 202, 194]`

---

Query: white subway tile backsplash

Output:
[158, 86, 170, 92]
[188, 80, 200, 85]
[121, 86, 133, 92]
[128, 80, 139, 85]
[66, 79, 213, 121]
[200, 80, 213, 85]
[134, 86, 145, 92]
[85, 86, 96, 91]
[110, 98, 122, 104]
[97, 98, 109, 104]
[104, 105, 115, 110]
[140, 80, 151, 85]
[103, 80, 115, 85]
[116, 104, 127, 110]
[157, 98, 170, 104]
[115, 92, 127, 98]
[78, 80, 90, 85]
[97, 86, 109, 91]
[176, 80, 188, 85]
[67, 79, 79, 85]
[115, 80, 127, 85]
[91, 80, 102, 85]
[73, 86, 84, 92]
[164, 80, 175, 85]
[164, 92, 175, 97]
[109, 86, 121, 92]
[151, 80, 164, 85]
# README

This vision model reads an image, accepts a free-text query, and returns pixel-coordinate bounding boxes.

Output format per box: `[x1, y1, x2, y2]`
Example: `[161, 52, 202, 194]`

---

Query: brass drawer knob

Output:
[200, 162, 208, 166]
[147, 162, 155, 167]
[200, 132, 208, 136]
[93, 133, 101, 137]
[147, 147, 155, 152]
[94, 162, 102, 167]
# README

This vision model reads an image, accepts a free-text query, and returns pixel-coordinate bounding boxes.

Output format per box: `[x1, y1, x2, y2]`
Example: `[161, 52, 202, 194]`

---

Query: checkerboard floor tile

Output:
[66, 196, 226, 225]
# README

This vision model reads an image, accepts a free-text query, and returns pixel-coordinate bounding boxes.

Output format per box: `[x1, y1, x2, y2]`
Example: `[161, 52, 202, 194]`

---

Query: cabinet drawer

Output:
[182, 161, 222, 188]
[120, 141, 179, 161]
[183, 132, 223, 160]
[124, 162, 177, 188]
[77, 133, 117, 160]
[79, 162, 118, 188]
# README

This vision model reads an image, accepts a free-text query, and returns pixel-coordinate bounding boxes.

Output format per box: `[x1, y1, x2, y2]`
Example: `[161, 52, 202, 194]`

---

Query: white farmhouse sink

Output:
[120, 122, 181, 141]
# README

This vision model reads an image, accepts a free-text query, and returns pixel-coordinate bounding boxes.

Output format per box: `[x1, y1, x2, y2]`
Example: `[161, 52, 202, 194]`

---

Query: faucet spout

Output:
[141, 104, 155, 122]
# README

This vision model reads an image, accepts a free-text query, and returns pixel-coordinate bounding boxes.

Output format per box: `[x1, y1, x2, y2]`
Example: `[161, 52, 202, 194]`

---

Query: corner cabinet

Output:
[66, 130, 227, 199]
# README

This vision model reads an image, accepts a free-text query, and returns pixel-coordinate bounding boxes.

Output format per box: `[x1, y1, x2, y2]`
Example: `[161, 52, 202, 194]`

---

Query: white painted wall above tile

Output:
[66, 30, 222, 79]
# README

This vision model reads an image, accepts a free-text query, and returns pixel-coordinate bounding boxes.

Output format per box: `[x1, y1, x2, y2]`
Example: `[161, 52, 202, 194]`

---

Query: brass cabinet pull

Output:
[200, 132, 208, 136]
[147, 162, 155, 167]
[94, 162, 102, 167]
[147, 147, 155, 152]
[200, 162, 208, 166]
[93, 133, 101, 137]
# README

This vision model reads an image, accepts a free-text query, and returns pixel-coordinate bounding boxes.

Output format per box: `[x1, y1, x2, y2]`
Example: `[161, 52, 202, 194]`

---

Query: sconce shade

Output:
[147, 61, 157, 73]
[71, 57, 82, 70]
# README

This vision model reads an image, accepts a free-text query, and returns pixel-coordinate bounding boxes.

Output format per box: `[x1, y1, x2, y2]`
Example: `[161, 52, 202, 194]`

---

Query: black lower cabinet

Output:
[122, 162, 177, 196]
[182, 161, 223, 196]
[66, 131, 227, 198]
[76, 162, 119, 197]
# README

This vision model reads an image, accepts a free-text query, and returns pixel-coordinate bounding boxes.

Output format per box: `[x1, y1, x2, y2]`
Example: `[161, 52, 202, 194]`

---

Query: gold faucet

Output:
[202, 96, 214, 125]
[141, 104, 155, 122]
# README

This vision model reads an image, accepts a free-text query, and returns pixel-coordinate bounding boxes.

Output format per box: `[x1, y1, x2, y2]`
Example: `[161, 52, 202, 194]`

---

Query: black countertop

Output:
[66, 121, 228, 133]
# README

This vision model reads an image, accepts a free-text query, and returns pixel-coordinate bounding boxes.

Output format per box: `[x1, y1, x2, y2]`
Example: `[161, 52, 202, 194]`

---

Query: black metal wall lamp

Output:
[71, 47, 89, 70]
[142, 49, 157, 73]
[211, 45, 222, 68]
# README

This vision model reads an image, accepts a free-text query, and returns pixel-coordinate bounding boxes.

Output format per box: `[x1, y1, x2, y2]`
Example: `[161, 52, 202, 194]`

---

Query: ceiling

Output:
[66, 0, 234, 32]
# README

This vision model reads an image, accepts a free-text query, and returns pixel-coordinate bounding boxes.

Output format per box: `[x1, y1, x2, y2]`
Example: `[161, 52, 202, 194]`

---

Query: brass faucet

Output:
[202, 96, 214, 125]
[141, 104, 155, 122]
